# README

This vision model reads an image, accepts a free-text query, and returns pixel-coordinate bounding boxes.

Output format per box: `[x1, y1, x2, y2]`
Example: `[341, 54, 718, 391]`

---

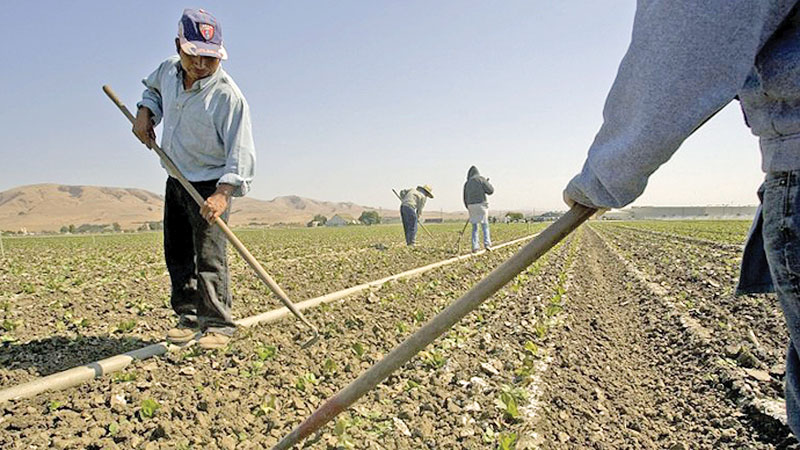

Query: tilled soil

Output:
[536, 225, 795, 449]
[0, 223, 540, 387]
[2, 220, 798, 448]
[0, 230, 565, 449]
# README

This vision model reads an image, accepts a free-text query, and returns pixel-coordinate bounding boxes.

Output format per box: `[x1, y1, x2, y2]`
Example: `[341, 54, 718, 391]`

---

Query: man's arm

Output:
[565, 0, 797, 209]
[416, 195, 426, 217]
[482, 177, 494, 196]
[215, 94, 256, 198]
[133, 62, 167, 149]
[200, 183, 235, 223]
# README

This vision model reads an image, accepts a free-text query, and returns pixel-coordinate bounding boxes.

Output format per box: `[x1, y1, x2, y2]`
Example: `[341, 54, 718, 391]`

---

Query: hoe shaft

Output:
[274, 204, 595, 448]
[102, 85, 318, 340]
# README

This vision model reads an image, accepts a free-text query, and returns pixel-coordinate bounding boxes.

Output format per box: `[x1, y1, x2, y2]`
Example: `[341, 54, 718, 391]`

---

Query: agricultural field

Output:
[0, 219, 795, 449]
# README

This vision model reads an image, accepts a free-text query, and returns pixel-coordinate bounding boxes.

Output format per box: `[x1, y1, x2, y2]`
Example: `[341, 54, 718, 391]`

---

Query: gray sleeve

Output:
[482, 178, 494, 195]
[565, 0, 797, 208]
[417, 195, 426, 217]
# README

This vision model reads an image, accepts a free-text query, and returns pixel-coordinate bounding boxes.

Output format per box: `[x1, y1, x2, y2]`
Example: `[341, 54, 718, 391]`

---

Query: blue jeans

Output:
[762, 170, 800, 437]
[400, 205, 417, 245]
[471, 221, 491, 250]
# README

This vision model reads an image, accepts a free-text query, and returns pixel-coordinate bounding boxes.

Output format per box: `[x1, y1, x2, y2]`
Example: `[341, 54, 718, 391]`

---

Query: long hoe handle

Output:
[392, 189, 435, 239]
[102, 85, 319, 346]
[273, 204, 596, 449]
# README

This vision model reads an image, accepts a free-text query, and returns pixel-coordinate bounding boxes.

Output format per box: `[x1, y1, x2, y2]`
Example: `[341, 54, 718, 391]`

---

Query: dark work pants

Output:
[400, 205, 418, 245]
[164, 177, 235, 335]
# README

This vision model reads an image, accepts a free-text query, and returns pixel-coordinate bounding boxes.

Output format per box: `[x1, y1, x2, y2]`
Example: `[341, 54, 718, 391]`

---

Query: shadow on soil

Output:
[0, 335, 154, 379]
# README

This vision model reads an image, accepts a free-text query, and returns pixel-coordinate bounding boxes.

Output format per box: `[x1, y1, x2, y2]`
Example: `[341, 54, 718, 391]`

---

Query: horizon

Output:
[0, 182, 759, 214]
[2, 2, 765, 212]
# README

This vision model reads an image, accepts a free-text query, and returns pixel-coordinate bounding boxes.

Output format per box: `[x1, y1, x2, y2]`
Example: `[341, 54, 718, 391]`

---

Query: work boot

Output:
[472, 247, 480, 254]
[197, 331, 231, 350]
[485, 245, 493, 252]
[166, 315, 199, 344]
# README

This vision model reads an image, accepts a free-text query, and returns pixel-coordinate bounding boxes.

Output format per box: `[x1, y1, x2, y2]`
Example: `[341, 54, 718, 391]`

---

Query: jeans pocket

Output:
[765, 172, 800, 278]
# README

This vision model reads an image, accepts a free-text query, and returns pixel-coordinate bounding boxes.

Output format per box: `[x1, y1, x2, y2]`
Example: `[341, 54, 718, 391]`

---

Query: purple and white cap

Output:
[178, 8, 227, 60]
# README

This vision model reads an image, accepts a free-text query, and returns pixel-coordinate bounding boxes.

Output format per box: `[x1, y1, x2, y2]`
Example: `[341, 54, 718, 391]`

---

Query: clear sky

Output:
[1, 1, 764, 212]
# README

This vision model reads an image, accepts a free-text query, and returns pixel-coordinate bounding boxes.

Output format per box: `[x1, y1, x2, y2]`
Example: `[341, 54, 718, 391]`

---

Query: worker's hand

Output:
[563, 190, 609, 216]
[201, 184, 234, 223]
[133, 107, 156, 149]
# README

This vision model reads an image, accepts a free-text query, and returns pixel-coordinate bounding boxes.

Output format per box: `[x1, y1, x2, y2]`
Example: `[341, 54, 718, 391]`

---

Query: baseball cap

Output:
[178, 8, 228, 60]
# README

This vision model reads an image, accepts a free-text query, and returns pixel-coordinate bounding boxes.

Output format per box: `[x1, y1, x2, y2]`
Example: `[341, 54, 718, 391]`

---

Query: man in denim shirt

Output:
[133, 8, 255, 350]
[563, 0, 800, 438]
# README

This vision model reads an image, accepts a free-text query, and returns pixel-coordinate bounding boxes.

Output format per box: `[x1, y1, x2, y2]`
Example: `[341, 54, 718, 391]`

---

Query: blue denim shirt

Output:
[137, 56, 256, 196]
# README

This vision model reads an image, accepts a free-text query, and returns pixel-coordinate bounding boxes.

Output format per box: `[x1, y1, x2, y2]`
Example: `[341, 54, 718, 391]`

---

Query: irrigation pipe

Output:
[274, 204, 595, 449]
[0, 232, 537, 404]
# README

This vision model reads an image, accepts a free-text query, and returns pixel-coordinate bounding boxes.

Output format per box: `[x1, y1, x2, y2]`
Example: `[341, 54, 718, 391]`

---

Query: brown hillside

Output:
[0, 184, 467, 232]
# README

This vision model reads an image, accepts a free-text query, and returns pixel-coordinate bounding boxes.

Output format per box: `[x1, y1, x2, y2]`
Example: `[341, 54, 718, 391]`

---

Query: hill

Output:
[0, 184, 464, 232]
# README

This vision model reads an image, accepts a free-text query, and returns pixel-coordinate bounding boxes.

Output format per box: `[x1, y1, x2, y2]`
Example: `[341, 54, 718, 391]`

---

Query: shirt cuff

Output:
[136, 99, 163, 126]
[564, 169, 623, 209]
[218, 173, 249, 197]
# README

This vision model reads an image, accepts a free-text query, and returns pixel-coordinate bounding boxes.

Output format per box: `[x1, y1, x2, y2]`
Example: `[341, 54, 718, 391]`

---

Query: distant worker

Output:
[463, 165, 494, 252]
[132, 9, 256, 349]
[561, 1, 800, 439]
[397, 185, 434, 246]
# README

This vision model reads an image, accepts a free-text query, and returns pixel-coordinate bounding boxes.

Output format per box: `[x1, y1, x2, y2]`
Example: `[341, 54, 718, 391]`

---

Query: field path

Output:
[536, 227, 794, 449]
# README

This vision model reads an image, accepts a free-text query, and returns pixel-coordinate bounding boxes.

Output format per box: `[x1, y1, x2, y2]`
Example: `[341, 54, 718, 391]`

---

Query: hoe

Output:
[273, 204, 595, 448]
[102, 85, 319, 347]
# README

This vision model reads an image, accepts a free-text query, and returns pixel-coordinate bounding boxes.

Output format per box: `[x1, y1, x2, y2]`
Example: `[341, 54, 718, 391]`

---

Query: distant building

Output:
[628, 206, 757, 219]
[423, 218, 443, 223]
[327, 214, 358, 227]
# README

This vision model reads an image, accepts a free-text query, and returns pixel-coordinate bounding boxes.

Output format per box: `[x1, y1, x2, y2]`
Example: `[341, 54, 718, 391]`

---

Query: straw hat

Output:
[417, 185, 434, 198]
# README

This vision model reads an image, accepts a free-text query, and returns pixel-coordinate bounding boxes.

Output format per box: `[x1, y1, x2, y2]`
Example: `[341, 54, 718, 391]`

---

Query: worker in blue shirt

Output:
[133, 8, 256, 350]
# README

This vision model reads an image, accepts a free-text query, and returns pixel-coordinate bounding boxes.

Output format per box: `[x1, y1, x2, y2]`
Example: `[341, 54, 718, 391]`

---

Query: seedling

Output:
[139, 399, 161, 419]
[419, 350, 446, 369]
[255, 344, 277, 361]
[396, 321, 409, 333]
[295, 373, 318, 392]
[405, 380, 420, 391]
[334, 418, 355, 449]
[412, 310, 425, 323]
[115, 319, 136, 333]
[323, 358, 338, 375]
[523, 341, 538, 356]
[496, 385, 527, 421]
[351, 342, 366, 359]
[48, 400, 65, 412]
[498, 432, 518, 450]
[253, 395, 277, 417]
[108, 422, 120, 436]
[112, 371, 137, 383]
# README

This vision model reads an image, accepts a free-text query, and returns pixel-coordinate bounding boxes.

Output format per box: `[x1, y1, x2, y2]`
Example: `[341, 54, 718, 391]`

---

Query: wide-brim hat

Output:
[418, 185, 434, 198]
[178, 8, 228, 60]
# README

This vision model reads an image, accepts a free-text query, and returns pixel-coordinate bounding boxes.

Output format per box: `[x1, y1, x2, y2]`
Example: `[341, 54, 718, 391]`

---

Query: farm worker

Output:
[132, 8, 255, 350]
[562, 0, 800, 439]
[399, 185, 434, 246]
[463, 165, 494, 252]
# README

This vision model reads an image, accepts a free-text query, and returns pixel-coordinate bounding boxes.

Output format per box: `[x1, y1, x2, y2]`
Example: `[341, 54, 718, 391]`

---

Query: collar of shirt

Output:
[176, 64, 223, 91]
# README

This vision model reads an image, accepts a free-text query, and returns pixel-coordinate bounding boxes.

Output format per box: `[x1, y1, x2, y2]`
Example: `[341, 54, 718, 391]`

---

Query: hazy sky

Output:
[1, 1, 764, 212]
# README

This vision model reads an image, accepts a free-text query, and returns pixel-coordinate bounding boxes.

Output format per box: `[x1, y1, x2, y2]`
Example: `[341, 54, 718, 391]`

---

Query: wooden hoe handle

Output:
[273, 203, 596, 448]
[102, 85, 319, 343]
